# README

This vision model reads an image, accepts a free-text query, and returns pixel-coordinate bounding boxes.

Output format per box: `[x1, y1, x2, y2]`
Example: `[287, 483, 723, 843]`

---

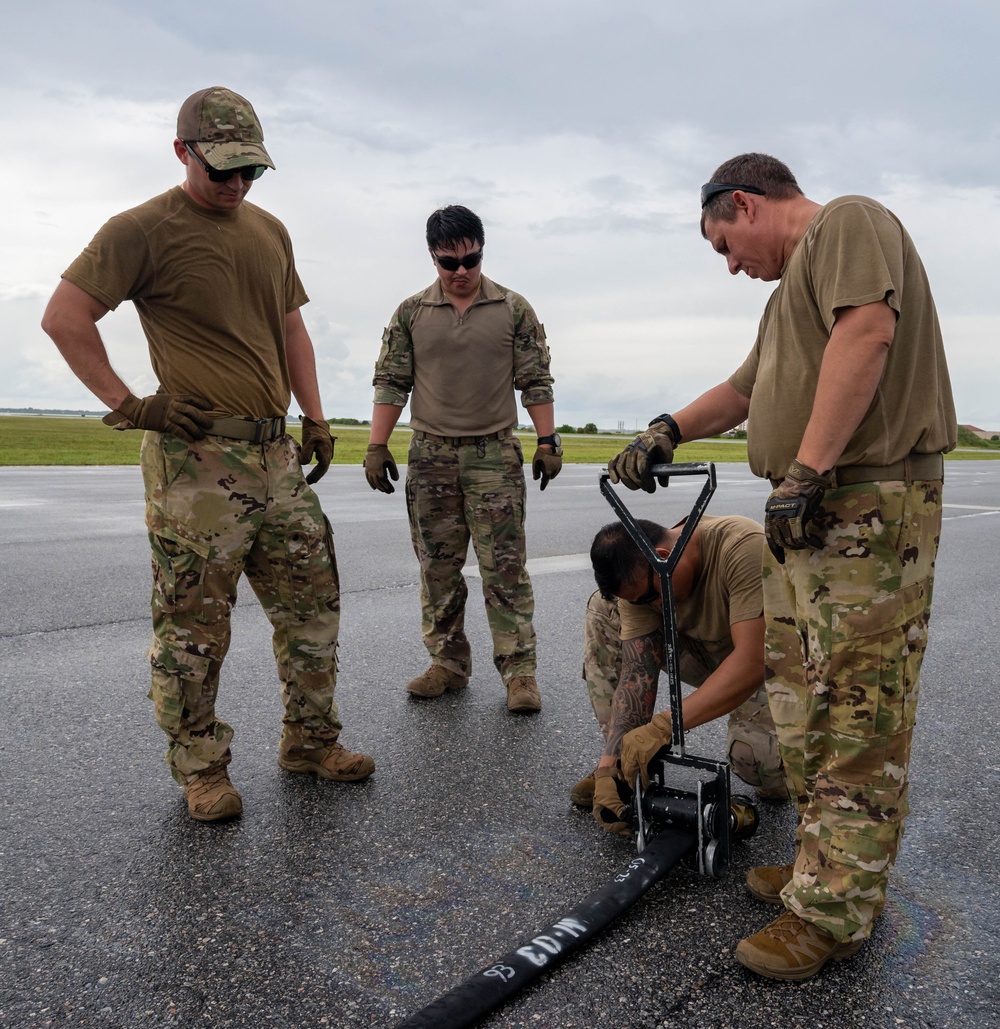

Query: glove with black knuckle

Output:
[300, 417, 336, 485]
[103, 392, 214, 443]
[364, 444, 399, 494]
[607, 413, 680, 493]
[764, 458, 833, 563]
[531, 448, 562, 491]
[592, 764, 634, 838]
[620, 710, 673, 790]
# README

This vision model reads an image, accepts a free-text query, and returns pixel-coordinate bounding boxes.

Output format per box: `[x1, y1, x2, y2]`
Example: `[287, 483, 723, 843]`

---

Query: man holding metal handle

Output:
[578, 515, 786, 835]
[608, 153, 955, 980]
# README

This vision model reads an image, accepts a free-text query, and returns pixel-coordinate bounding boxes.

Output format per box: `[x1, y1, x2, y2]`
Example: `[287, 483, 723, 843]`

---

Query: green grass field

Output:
[1, 415, 996, 466]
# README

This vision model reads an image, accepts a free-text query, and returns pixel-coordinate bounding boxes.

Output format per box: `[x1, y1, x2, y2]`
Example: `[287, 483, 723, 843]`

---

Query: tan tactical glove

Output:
[763, 459, 833, 563]
[592, 764, 633, 838]
[531, 447, 562, 491]
[364, 444, 399, 494]
[300, 417, 336, 485]
[620, 710, 673, 790]
[102, 393, 213, 443]
[607, 417, 678, 493]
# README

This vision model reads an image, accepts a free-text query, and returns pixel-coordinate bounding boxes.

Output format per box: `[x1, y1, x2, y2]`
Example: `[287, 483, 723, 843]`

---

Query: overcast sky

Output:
[3, 0, 998, 430]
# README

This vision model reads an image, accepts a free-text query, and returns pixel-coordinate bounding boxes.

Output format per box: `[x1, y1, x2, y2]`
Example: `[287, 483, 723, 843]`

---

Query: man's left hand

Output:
[592, 764, 633, 838]
[531, 447, 562, 490]
[300, 417, 335, 484]
[763, 459, 832, 560]
[620, 710, 673, 790]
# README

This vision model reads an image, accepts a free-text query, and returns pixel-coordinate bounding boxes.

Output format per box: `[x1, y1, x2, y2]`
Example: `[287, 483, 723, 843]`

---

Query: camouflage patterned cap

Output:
[176, 86, 276, 171]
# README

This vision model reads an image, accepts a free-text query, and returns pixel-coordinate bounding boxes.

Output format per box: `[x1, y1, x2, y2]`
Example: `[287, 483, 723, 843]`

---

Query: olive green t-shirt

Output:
[63, 186, 309, 418]
[618, 515, 764, 687]
[728, 196, 956, 481]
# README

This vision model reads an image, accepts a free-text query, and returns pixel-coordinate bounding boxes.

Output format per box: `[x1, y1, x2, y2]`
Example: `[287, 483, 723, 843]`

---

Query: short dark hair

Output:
[700, 153, 802, 236]
[591, 519, 668, 600]
[426, 205, 485, 251]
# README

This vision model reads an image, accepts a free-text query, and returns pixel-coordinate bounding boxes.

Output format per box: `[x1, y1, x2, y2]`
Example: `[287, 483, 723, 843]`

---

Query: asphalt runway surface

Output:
[2, 459, 999, 1029]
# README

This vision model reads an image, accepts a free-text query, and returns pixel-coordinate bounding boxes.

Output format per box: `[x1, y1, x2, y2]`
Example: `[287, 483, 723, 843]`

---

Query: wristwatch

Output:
[536, 432, 563, 455]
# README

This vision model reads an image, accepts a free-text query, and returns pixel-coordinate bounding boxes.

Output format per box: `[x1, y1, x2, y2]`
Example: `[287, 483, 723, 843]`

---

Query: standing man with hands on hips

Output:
[41, 86, 373, 824]
[365, 205, 561, 714]
[608, 153, 955, 980]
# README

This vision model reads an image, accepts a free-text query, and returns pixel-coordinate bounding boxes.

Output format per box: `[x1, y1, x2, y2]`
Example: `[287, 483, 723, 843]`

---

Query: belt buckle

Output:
[250, 418, 271, 444]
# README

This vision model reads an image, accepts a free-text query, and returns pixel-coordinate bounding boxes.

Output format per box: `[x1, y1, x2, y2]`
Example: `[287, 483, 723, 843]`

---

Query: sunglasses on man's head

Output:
[184, 142, 266, 183]
[433, 251, 483, 272]
[700, 182, 766, 208]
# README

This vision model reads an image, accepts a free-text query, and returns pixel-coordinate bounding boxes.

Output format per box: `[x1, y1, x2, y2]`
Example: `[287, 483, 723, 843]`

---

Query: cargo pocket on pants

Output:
[147, 639, 213, 735]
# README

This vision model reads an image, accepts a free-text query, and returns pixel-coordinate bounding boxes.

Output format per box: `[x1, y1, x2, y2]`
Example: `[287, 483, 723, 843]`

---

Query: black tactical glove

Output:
[607, 416, 678, 493]
[103, 392, 213, 443]
[300, 417, 335, 485]
[364, 444, 399, 494]
[531, 447, 562, 491]
[764, 459, 833, 563]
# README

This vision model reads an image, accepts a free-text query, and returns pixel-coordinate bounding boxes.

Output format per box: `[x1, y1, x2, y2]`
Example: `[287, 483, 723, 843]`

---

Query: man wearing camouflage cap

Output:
[42, 86, 373, 823]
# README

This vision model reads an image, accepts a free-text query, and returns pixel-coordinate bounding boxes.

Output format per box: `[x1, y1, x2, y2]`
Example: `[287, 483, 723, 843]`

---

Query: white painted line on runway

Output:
[463, 553, 591, 578]
[942, 503, 1000, 510]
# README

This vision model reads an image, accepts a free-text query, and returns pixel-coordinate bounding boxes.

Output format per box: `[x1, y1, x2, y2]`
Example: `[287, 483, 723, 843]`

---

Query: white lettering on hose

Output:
[514, 918, 589, 968]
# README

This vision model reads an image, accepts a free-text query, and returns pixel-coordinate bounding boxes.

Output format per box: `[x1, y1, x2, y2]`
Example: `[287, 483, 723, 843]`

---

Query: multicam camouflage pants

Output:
[582, 592, 785, 796]
[405, 432, 536, 683]
[763, 479, 943, 942]
[141, 431, 342, 783]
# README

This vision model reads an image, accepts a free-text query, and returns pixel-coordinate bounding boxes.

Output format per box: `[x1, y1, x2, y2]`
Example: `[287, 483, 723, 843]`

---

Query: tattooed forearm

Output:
[604, 630, 664, 758]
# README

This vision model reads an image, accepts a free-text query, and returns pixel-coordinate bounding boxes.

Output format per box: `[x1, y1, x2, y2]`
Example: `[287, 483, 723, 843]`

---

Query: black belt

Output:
[414, 428, 514, 446]
[209, 416, 286, 444]
[770, 452, 944, 489]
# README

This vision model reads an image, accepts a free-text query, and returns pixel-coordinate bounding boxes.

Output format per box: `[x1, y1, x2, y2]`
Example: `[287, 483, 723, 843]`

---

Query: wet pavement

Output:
[2, 461, 998, 1029]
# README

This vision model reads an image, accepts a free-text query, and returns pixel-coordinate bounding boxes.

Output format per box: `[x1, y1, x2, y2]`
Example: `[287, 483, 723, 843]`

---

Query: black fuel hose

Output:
[395, 828, 697, 1029]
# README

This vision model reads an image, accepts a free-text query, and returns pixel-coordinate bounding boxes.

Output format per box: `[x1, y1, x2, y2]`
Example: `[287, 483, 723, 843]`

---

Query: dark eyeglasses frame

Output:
[433, 251, 483, 272]
[633, 562, 659, 606]
[700, 181, 766, 209]
[184, 142, 266, 183]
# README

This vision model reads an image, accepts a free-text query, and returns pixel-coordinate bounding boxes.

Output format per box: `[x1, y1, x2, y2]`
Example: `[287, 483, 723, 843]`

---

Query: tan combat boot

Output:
[746, 863, 794, 905]
[506, 675, 541, 713]
[406, 666, 469, 698]
[278, 725, 375, 781]
[735, 911, 864, 980]
[570, 767, 597, 808]
[183, 765, 243, 823]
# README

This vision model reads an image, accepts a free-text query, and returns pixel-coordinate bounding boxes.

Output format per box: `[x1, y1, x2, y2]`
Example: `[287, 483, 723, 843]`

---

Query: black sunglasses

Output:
[633, 562, 659, 606]
[184, 142, 266, 183]
[700, 181, 766, 208]
[433, 251, 483, 272]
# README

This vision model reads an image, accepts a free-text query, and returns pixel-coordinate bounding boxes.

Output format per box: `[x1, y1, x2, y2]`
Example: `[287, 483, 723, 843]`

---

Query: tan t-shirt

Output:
[728, 196, 956, 481]
[618, 515, 764, 687]
[63, 186, 309, 418]
[372, 276, 554, 436]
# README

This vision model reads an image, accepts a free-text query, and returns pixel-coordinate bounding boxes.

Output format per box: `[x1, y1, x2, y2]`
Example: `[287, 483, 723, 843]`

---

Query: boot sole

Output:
[736, 938, 864, 980]
[278, 757, 374, 782]
[406, 681, 468, 698]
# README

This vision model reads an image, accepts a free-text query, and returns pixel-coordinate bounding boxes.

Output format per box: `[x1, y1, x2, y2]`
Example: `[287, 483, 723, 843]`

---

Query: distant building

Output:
[961, 424, 1000, 440]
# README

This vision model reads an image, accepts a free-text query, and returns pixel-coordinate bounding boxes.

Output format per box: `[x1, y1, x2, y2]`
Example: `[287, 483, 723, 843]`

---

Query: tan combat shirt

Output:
[728, 196, 956, 481]
[372, 275, 554, 436]
[63, 186, 309, 419]
[618, 515, 764, 687]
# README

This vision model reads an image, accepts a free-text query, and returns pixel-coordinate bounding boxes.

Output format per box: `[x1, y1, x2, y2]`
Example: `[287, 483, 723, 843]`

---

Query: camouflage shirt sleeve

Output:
[507, 290, 555, 406]
[372, 293, 420, 406]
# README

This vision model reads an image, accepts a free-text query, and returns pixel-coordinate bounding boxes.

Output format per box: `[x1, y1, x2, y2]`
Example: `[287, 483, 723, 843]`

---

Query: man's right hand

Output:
[364, 443, 399, 493]
[620, 710, 673, 790]
[607, 420, 675, 492]
[102, 393, 213, 443]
